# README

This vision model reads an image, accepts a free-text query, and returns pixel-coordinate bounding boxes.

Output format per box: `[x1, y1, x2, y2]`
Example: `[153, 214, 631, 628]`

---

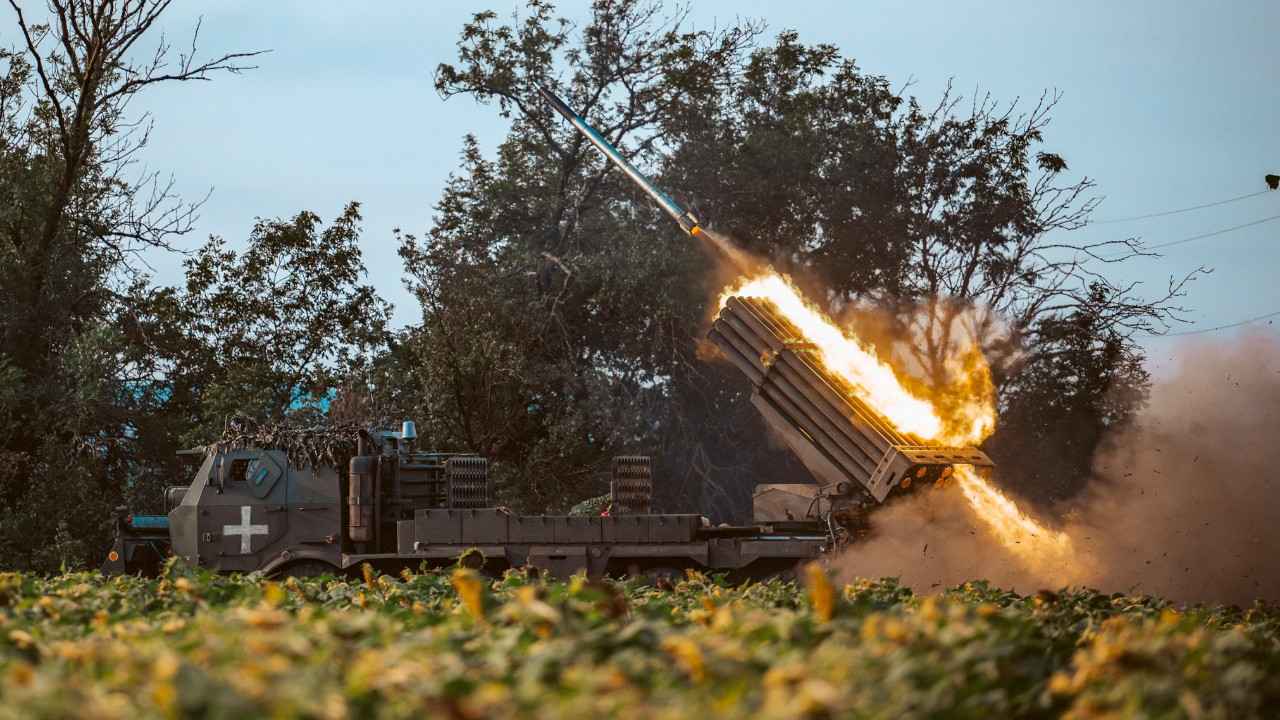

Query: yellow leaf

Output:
[452, 568, 486, 622]
[804, 562, 835, 622]
[152, 652, 180, 682]
[263, 581, 284, 606]
[54, 641, 82, 663]
[919, 596, 939, 621]
[322, 692, 348, 720]
[8, 629, 34, 648]
[861, 613, 881, 642]
[1048, 671, 1074, 695]
[10, 662, 34, 687]
[660, 636, 706, 683]
[712, 606, 735, 633]
[38, 596, 58, 619]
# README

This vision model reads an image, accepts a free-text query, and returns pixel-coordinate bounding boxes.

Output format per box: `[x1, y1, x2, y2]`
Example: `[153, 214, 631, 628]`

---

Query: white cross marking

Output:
[223, 505, 269, 554]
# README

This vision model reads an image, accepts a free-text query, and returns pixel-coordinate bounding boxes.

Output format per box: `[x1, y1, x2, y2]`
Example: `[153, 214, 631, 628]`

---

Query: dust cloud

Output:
[835, 330, 1280, 607]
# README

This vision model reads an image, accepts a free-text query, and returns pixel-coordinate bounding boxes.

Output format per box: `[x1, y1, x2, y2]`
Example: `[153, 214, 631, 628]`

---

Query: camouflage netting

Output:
[568, 494, 611, 516]
[204, 418, 364, 472]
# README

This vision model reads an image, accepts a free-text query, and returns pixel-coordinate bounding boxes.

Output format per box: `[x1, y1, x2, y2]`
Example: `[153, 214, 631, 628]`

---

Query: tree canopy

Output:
[0, 1, 378, 570]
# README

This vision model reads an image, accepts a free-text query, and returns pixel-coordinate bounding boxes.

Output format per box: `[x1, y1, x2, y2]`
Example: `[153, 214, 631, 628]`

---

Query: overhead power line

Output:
[1092, 189, 1273, 224]
[1152, 309, 1280, 338]
[1144, 213, 1280, 250]
[1098, 212, 1280, 259]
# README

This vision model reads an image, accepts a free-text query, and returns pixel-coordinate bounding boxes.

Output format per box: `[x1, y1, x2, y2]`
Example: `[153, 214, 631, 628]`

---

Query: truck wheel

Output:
[640, 567, 685, 583]
[763, 566, 800, 585]
[276, 562, 339, 580]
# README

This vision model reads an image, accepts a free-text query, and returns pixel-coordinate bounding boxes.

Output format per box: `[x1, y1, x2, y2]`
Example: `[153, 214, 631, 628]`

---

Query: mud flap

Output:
[101, 537, 127, 574]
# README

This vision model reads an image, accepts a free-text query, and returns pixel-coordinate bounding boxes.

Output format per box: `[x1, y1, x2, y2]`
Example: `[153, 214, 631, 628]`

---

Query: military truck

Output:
[103, 418, 834, 580]
[104, 292, 993, 581]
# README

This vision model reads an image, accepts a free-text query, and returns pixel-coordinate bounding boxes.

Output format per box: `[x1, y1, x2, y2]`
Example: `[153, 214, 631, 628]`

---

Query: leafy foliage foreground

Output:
[1, 564, 1277, 719]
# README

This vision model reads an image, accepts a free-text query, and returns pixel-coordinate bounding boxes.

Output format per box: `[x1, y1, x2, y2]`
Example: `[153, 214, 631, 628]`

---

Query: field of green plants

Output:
[1, 561, 1278, 719]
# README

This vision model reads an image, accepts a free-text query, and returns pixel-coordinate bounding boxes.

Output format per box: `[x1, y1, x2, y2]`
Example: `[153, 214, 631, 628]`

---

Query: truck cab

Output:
[168, 449, 343, 574]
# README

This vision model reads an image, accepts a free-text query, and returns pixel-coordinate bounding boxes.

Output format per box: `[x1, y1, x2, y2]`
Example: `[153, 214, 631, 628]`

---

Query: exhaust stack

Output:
[533, 81, 701, 236]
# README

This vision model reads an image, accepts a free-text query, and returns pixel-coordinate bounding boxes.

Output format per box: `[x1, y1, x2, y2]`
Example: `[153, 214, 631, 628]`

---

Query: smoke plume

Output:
[696, 228, 770, 296]
[835, 330, 1280, 606]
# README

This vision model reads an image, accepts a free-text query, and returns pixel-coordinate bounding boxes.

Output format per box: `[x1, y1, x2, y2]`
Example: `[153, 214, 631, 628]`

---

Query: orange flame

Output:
[719, 269, 1067, 566]
[953, 466, 1075, 563]
[720, 273, 995, 446]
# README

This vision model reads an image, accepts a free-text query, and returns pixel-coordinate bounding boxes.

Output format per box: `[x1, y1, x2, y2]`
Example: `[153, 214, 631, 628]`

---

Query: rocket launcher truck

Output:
[102, 82, 993, 579]
[103, 421, 827, 579]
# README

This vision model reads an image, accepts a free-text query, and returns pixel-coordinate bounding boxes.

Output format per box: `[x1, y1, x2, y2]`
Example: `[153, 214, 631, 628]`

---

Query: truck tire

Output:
[640, 566, 685, 583]
[763, 565, 801, 585]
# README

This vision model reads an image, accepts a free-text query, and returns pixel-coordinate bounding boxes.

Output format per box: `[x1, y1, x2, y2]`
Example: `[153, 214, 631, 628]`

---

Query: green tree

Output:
[118, 203, 391, 508]
[0, 0, 257, 571]
[986, 283, 1151, 501]
[379, 2, 758, 511]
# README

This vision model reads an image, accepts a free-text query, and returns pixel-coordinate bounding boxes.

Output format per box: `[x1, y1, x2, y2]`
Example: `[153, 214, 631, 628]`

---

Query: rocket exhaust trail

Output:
[533, 81, 702, 237]
[533, 82, 762, 276]
[695, 225, 759, 275]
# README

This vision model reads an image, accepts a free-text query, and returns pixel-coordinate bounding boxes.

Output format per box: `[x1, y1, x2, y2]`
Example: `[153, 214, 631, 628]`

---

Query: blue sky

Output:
[21, 1, 1276, 372]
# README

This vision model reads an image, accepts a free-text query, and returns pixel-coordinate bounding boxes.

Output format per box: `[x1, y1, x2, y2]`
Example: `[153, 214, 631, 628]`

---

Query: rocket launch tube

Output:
[533, 81, 701, 236]
[709, 296, 995, 503]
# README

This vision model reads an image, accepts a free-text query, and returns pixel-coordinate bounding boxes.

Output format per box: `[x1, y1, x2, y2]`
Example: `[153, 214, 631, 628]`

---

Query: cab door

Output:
[196, 450, 289, 571]
[285, 461, 343, 553]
